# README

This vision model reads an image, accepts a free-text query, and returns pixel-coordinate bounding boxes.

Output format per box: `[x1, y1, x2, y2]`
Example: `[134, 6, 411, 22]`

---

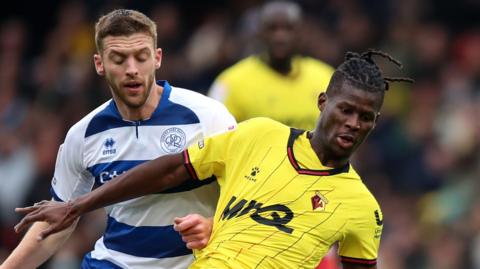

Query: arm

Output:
[14, 153, 190, 239]
[1, 220, 78, 269]
[342, 263, 377, 269]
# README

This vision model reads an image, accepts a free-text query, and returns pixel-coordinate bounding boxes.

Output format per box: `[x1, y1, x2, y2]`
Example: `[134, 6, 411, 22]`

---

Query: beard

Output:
[106, 72, 155, 109]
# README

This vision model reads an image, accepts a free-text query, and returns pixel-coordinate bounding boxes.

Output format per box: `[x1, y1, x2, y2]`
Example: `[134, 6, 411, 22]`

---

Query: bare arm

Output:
[74, 152, 189, 212]
[14, 153, 190, 239]
[342, 262, 377, 269]
[1, 220, 77, 269]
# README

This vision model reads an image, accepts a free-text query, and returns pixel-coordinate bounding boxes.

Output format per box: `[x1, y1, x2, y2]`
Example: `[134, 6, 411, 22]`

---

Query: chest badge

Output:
[161, 127, 186, 153]
[311, 191, 329, 211]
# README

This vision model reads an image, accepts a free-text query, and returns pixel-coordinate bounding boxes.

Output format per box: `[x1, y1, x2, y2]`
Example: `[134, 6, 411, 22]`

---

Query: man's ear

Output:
[155, 48, 162, 69]
[372, 112, 381, 129]
[94, 54, 105, 76]
[318, 92, 327, 112]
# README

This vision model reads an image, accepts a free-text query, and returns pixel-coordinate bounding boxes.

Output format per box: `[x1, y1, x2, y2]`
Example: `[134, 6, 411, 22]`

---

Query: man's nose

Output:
[125, 57, 139, 77]
[345, 114, 360, 130]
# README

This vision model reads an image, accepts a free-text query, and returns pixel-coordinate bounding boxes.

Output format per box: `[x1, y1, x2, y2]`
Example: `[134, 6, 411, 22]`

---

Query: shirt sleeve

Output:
[338, 203, 383, 266]
[208, 77, 245, 123]
[51, 126, 94, 201]
[183, 129, 235, 183]
[205, 99, 237, 137]
[208, 80, 228, 103]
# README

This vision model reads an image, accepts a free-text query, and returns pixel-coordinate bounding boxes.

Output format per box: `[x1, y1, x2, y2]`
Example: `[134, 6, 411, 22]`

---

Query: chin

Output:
[120, 96, 147, 108]
[127, 100, 147, 108]
[331, 146, 354, 160]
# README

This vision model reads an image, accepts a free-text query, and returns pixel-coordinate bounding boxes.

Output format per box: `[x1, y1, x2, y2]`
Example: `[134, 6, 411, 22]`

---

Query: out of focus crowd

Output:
[1, 0, 479, 268]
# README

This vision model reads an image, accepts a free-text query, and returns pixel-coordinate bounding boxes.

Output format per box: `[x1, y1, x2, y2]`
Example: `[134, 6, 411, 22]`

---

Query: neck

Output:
[115, 84, 163, 121]
[308, 131, 350, 168]
[263, 54, 293, 75]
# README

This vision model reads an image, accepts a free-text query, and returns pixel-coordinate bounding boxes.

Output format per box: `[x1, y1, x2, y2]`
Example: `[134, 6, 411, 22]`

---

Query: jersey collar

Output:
[287, 128, 350, 176]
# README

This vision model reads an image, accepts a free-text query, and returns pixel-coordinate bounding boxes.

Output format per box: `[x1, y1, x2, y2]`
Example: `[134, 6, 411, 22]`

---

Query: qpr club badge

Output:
[161, 127, 186, 153]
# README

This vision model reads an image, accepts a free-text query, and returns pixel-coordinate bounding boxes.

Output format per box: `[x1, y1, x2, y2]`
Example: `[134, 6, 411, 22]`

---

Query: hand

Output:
[14, 200, 79, 240]
[173, 214, 213, 250]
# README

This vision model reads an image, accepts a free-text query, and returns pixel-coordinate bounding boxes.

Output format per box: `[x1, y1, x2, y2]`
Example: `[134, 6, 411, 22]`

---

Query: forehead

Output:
[331, 82, 383, 113]
[102, 33, 154, 54]
[262, 12, 298, 27]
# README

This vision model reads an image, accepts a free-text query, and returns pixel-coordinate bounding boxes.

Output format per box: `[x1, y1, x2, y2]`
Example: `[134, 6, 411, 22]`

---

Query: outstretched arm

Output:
[14, 153, 189, 239]
[1, 220, 77, 269]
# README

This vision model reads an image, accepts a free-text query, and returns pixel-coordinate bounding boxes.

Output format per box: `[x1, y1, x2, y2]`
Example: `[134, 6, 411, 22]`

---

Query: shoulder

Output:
[169, 86, 231, 116]
[65, 100, 112, 143]
[347, 179, 382, 223]
[237, 117, 288, 134]
[298, 56, 335, 73]
[168, 86, 236, 135]
[337, 167, 381, 215]
[216, 56, 261, 81]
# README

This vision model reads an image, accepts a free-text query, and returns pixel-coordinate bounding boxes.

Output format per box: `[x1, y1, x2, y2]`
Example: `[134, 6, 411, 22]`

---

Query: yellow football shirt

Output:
[183, 117, 383, 268]
[209, 55, 334, 130]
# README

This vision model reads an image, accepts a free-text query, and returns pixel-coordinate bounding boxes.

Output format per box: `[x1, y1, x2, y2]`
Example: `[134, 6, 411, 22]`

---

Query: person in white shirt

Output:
[1, 9, 236, 269]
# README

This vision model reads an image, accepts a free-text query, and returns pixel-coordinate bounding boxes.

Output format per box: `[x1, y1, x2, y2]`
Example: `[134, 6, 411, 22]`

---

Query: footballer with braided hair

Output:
[15, 50, 412, 269]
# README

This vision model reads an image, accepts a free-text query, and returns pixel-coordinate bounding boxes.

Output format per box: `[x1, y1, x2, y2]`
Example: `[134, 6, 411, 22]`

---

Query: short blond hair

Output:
[95, 9, 157, 53]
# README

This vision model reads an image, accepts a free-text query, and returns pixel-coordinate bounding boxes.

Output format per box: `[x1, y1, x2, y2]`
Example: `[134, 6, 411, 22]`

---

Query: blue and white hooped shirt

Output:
[51, 81, 236, 269]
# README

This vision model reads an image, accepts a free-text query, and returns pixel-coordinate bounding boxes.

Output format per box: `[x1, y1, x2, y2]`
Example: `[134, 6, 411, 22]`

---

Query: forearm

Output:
[73, 153, 188, 215]
[2, 221, 77, 269]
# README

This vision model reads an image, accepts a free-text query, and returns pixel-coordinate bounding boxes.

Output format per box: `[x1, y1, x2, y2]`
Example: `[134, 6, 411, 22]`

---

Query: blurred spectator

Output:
[208, 1, 334, 130]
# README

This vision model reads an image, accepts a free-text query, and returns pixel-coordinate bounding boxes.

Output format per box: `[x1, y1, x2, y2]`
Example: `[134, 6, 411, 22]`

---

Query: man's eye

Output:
[361, 114, 374, 122]
[113, 57, 124, 64]
[137, 54, 149, 62]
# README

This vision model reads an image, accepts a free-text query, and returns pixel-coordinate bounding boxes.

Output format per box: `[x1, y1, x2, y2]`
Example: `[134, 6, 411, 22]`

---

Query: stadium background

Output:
[1, 0, 479, 268]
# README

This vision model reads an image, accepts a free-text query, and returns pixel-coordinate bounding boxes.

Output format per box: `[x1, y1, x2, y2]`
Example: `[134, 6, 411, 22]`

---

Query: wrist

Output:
[68, 196, 88, 217]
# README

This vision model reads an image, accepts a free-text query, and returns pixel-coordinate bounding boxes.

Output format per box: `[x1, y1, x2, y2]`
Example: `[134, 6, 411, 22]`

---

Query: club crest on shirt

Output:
[161, 127, 186, 153]
[311, 191, 329, 211]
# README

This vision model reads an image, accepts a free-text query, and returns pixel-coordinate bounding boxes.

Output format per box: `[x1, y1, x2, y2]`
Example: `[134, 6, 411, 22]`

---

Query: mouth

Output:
[336, 134, 356, 149]
[123, 81, 143, 94]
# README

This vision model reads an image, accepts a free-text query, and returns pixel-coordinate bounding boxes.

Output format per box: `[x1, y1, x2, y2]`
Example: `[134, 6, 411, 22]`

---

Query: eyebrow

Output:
[338, 101, 376, 114]
[108, 47, 151, 57]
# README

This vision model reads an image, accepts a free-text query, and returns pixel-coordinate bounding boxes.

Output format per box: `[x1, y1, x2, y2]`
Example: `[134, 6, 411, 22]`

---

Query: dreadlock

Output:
[327, 49, 414, 94]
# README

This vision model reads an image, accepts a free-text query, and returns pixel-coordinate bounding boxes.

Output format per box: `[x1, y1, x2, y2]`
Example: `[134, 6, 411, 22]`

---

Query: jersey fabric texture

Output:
[184, 117, 383, 269]
[209, 55, 334, 130]
[50, 81, 236, 269]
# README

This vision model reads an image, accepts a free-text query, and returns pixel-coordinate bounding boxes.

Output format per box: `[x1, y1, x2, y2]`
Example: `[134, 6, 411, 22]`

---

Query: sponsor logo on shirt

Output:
[99, 170, 126, 184]
[102, 138, 116, 155]
[161, 127, 186, 153]
[221, 196, 294, 234]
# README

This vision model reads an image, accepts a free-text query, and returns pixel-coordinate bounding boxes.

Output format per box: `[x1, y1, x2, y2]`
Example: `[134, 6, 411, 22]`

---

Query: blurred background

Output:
[0, 0, 479, 268]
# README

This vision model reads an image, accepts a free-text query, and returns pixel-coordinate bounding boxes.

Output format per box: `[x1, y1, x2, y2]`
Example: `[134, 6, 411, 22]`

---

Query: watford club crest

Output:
[311, 191, 329, 211]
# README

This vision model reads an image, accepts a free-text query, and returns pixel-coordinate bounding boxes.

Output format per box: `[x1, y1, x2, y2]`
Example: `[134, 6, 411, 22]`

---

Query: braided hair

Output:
[327, 49, 414, 95]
